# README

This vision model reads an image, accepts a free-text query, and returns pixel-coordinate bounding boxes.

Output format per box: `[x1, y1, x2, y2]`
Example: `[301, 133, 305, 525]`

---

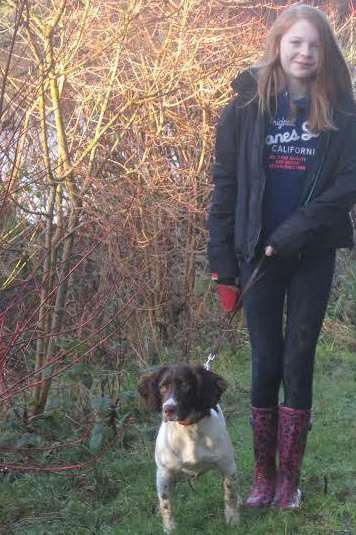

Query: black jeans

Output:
[239, 250, 336, 410]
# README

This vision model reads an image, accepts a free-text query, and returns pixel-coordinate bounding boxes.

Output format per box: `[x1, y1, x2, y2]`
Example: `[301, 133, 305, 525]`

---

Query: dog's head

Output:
[138, 364, 227, 424]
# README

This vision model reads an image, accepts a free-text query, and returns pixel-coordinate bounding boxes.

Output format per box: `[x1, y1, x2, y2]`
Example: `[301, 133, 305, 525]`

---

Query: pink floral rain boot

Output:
[272, 406, 311, 509]
[244, 406, 278, 508]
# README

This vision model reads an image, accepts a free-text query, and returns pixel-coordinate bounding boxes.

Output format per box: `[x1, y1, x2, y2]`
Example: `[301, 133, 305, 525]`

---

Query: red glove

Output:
[217, 284, 242, 313]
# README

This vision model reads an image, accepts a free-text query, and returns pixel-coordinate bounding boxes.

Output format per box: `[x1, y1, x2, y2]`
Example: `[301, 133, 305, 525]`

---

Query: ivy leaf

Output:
[80, 371, 93, 389]
[89, 422, 105, 453]
[16, 433, 43, 448]
[90, 396, 113, 415]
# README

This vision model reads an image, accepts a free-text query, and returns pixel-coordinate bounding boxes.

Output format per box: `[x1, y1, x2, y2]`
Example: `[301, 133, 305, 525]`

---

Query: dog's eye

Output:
[181, 383, 191, 392]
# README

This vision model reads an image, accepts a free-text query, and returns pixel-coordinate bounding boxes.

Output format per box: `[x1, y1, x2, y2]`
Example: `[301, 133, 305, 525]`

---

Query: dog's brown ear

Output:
[138, 368, 165, 412]
[193, 365, 227, 409]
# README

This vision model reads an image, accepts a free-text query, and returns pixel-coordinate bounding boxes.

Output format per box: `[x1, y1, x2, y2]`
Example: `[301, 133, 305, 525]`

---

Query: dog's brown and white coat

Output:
[138, 364, 240, 533]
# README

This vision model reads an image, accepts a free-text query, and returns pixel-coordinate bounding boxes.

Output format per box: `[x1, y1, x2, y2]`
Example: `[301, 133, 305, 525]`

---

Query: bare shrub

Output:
[0, 1, 354, 417]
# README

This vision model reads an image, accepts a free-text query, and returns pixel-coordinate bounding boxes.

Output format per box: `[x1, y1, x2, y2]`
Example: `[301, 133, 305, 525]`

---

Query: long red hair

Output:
[257, 4, 353, 132]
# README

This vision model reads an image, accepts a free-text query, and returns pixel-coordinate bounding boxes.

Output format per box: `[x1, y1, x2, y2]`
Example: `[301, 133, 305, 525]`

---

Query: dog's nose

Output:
[163, 404, 176, 418]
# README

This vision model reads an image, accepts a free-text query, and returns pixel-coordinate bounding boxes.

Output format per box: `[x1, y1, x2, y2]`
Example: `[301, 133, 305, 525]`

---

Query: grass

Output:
[0, 336, 355, 535]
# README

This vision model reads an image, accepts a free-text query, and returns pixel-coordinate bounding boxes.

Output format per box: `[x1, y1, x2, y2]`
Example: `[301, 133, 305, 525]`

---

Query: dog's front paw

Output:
[225, 504, 240, 526]
[163, 519, 176, 533]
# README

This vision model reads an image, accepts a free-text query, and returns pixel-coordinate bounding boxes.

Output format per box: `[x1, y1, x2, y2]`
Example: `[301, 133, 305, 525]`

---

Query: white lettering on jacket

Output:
[271, 145, 316, 155]
[266, 121, 319, 146]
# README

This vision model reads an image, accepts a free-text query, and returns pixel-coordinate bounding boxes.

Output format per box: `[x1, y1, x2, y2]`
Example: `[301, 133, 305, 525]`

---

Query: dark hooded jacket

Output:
[207, 69, 356, 281]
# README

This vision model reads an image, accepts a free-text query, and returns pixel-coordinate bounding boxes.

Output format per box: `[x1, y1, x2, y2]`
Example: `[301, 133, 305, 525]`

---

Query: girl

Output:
[208, 4, 356, 510]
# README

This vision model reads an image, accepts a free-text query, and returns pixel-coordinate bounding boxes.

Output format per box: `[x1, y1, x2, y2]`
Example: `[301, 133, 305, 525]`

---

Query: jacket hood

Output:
[231, 68, 258, 101]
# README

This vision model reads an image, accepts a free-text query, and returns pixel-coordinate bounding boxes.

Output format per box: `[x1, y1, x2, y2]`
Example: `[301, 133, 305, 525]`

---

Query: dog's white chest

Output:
[155, 409, 233, 476]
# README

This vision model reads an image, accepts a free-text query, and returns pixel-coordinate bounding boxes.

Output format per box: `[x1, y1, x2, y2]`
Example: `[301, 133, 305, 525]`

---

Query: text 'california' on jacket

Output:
[207, 69, 356, 281]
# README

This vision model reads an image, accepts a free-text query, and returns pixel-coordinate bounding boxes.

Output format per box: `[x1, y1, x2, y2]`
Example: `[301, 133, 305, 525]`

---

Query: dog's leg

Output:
[157, 467, 175, 533]
[220, 464, 240, 526]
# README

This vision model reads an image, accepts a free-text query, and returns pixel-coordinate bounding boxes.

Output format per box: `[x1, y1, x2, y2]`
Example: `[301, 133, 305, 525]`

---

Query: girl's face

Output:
[279, 19, 320, 84]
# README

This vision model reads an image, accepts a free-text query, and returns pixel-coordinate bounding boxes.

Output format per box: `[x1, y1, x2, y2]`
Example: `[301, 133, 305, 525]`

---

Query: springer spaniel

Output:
[138, 363, 240, 533]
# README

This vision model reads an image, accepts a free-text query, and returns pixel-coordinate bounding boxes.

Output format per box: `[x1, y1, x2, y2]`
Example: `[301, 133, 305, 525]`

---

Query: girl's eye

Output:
[160, 384, 168, 393]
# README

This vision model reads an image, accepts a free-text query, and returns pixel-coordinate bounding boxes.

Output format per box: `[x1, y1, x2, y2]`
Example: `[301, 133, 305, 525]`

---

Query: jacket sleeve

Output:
[268, 115, 356, 256]
[207, 101, 239, 280]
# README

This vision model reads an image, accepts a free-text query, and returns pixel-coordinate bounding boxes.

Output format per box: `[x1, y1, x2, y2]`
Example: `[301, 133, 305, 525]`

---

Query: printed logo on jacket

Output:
[265, 119, 319, 172]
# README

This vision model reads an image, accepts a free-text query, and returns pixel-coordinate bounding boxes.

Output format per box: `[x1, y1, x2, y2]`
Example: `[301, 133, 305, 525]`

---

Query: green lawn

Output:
[1, 342, 355, 535]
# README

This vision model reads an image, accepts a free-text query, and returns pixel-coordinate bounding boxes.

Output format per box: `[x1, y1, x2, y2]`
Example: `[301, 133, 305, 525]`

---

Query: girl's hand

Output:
[265, 245, 275, 256]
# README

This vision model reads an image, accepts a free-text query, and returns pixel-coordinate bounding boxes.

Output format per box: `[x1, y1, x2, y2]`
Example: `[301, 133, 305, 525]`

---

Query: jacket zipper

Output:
[250, 113, 267, 257]
[302, 165, 322, 206]
[301, 132, 331, 207]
